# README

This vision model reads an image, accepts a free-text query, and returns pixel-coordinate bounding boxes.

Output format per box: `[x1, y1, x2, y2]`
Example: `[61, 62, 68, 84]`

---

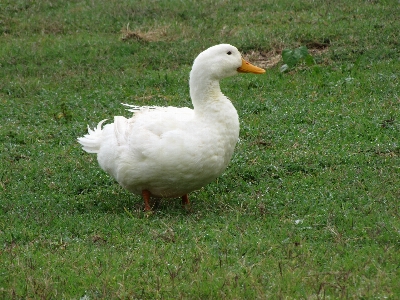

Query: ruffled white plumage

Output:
[78, 119, 108, 153]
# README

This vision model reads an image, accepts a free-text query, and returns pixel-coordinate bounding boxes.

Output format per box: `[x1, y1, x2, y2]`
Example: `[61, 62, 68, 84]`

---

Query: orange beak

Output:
[237, 58, 265, 74]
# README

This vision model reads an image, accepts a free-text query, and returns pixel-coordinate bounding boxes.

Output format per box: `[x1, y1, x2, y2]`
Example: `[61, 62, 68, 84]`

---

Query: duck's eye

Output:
[227, 51, 232, 55]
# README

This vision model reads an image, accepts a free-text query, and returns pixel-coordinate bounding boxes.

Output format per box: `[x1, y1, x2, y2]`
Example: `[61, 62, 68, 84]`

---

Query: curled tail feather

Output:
[77, 119, 107, 153]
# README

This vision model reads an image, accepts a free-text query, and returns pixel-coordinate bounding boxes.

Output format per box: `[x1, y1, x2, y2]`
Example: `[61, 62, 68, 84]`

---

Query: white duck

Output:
[78, 44, 265, 210]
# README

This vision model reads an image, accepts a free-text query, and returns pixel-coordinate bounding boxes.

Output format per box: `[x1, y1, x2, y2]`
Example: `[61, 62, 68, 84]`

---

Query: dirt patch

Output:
[243, 50, 282, 69]
[244, 43, 330, 69]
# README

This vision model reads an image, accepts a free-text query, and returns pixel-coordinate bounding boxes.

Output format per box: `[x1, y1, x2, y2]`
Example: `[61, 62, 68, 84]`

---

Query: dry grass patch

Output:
[121, 24, 170, 42]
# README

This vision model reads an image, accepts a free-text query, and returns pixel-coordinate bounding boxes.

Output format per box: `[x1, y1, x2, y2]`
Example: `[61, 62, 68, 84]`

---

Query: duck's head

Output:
[191, 44, 265, 80]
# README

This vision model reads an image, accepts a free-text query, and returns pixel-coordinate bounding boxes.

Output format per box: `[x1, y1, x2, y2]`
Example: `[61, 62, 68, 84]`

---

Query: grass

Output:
[1, 0, 399, 298]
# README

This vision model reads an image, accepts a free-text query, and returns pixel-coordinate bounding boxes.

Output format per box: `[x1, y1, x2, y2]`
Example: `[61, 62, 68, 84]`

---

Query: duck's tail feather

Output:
[77, 119, 107, 153]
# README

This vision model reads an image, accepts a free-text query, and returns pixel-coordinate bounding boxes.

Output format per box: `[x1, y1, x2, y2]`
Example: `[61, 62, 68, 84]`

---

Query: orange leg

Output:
[181, 194, 190, 208]
[142, 190, 152, 211]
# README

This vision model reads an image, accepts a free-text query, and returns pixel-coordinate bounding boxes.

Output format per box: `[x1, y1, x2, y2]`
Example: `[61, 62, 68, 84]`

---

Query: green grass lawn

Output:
[1, 0, 399, 298]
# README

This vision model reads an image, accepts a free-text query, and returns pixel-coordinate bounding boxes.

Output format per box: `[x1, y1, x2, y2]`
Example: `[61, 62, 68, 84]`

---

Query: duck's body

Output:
[78, 44, 265, 210]
[89, 101, 238, 198]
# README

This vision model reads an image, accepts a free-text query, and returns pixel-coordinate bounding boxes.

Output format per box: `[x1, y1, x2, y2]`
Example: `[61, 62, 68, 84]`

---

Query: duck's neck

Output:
[190, 71, 227, 113]
[189, 70, 240, 167]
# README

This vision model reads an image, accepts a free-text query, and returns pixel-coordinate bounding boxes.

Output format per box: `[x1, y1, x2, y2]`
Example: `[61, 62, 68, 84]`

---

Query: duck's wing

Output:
[123, 104, 194, 136]
[113, 105, 195, 156]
